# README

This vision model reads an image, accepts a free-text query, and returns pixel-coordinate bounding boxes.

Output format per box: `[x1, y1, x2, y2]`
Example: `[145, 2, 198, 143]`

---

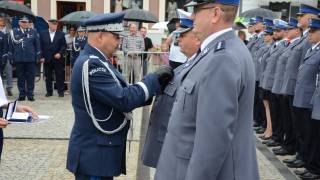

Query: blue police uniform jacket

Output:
[66, 44, 161, 177]
[71, 35, 87, 67]
[8, 28, 40, 63]
[0, 31, 8, 65]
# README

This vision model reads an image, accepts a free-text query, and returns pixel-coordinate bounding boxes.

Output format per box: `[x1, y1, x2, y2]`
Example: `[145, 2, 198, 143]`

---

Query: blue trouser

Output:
[16, 62, 36, 97]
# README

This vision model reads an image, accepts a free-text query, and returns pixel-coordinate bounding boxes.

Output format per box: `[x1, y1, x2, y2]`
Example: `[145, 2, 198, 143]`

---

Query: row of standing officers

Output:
[249, 4, 320, 180]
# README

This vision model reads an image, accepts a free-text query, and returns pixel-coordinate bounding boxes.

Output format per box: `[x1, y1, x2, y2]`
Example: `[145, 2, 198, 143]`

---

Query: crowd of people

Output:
[249, 4, 320, 180]
[0, 15, 159, 101]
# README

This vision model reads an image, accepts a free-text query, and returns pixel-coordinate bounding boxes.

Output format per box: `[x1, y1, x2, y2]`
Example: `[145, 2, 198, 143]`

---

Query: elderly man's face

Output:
[100, 32, 120, 55]
[178, 30, 200, 57]
[19, 21, 29, 29]
[129, 24, 137, 34]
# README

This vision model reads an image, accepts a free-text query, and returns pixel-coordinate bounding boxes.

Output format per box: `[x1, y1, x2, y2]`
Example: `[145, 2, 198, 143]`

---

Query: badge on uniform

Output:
[214, 41, 226, 52]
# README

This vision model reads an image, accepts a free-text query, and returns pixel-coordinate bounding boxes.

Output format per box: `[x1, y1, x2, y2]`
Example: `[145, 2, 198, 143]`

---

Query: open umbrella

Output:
[11, 16, 48, 32]
[124, 9, 158, 23]
[34, 16, 48, 32]
[240, 8, 277, 19]
[0, 1, 34, 19]
[59, 11, 97, 25]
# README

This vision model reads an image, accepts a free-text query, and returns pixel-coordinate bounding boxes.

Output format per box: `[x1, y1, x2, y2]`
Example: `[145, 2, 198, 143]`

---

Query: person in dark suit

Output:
[39, 19, 67, 97]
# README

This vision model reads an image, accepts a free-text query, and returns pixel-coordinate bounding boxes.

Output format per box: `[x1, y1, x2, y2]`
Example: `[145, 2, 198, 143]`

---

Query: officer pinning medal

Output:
[66, 12, 173, 179]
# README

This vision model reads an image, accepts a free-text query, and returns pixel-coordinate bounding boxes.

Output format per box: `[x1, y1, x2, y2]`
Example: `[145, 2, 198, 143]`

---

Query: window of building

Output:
[111, 0, 143, 12]
[165, 0, 188, 21]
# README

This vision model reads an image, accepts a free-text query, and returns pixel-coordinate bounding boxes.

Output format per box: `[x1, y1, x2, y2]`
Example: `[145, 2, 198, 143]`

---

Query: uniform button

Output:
[109, 141, 112, 145]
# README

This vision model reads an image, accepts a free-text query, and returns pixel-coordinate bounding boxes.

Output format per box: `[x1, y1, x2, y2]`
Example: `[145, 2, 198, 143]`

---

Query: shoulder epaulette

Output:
[214, 40, 226, 52]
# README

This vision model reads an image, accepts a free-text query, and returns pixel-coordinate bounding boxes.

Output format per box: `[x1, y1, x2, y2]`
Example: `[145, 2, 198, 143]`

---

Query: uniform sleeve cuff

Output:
[136, 82, 149, 101]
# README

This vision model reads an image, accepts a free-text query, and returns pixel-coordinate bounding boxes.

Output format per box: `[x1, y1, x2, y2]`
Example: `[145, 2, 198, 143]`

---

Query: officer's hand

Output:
[0, 118, 8, 128]
[16, 105, 39, 120]
[154, 65, 174, 91]
[54, 53, 61, 60]
[40, 58, 45, 64]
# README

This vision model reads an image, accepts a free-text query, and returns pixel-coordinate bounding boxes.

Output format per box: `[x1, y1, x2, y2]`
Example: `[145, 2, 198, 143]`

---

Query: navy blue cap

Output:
[309, 18, 320, 29]
[19, 16, 29, 22]
[174, 9, 193, 34]
[273, 19, 288, 30]
[263, 18, 273, 26]
[83, 12, 125, 34]
[297, 4, 320, 16]
[287, 18, 299, 29]
[254, 16, 263, 23]
[264, 26, 273, 34]
[185, 0, 240, 7]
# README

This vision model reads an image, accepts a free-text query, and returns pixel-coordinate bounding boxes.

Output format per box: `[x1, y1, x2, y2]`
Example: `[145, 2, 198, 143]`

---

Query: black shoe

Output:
[300, 172, 320, 180]
[27, 96, 35, 101]
[253, 122, 259, 127]
[18, 96, 26, 101]
[273, 148, 295, 156]
[287, 159, 305, 168]
[58, 93, 64, 97]
[283, 157, 297, 164]
[261, 136, 272, 140]
[256, 128, 266, 134]
[254, 126, 262, 131]
[45, 93, 53, 97]
[294, 169, 308, 176]
[266, 141, 281, 147]
[6, 89, 13, 96]
[262, 139, 274, 144]
[272, 147, 283, 152]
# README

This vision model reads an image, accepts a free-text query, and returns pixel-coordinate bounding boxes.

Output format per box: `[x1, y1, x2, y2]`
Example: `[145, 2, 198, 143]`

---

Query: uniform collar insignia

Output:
[214, 41, 226, 52]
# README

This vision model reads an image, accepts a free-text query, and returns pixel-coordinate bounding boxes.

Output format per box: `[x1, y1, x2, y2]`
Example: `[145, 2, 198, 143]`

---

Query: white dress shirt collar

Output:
[312, 42, 320, 50]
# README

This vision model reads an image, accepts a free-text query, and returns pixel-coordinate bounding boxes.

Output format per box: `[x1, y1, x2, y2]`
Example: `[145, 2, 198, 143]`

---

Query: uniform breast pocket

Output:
[178, 79, 196, 112]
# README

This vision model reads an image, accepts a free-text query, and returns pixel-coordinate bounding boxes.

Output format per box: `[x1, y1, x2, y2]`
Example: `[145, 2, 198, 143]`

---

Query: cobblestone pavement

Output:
[0, 80, 297, 180]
